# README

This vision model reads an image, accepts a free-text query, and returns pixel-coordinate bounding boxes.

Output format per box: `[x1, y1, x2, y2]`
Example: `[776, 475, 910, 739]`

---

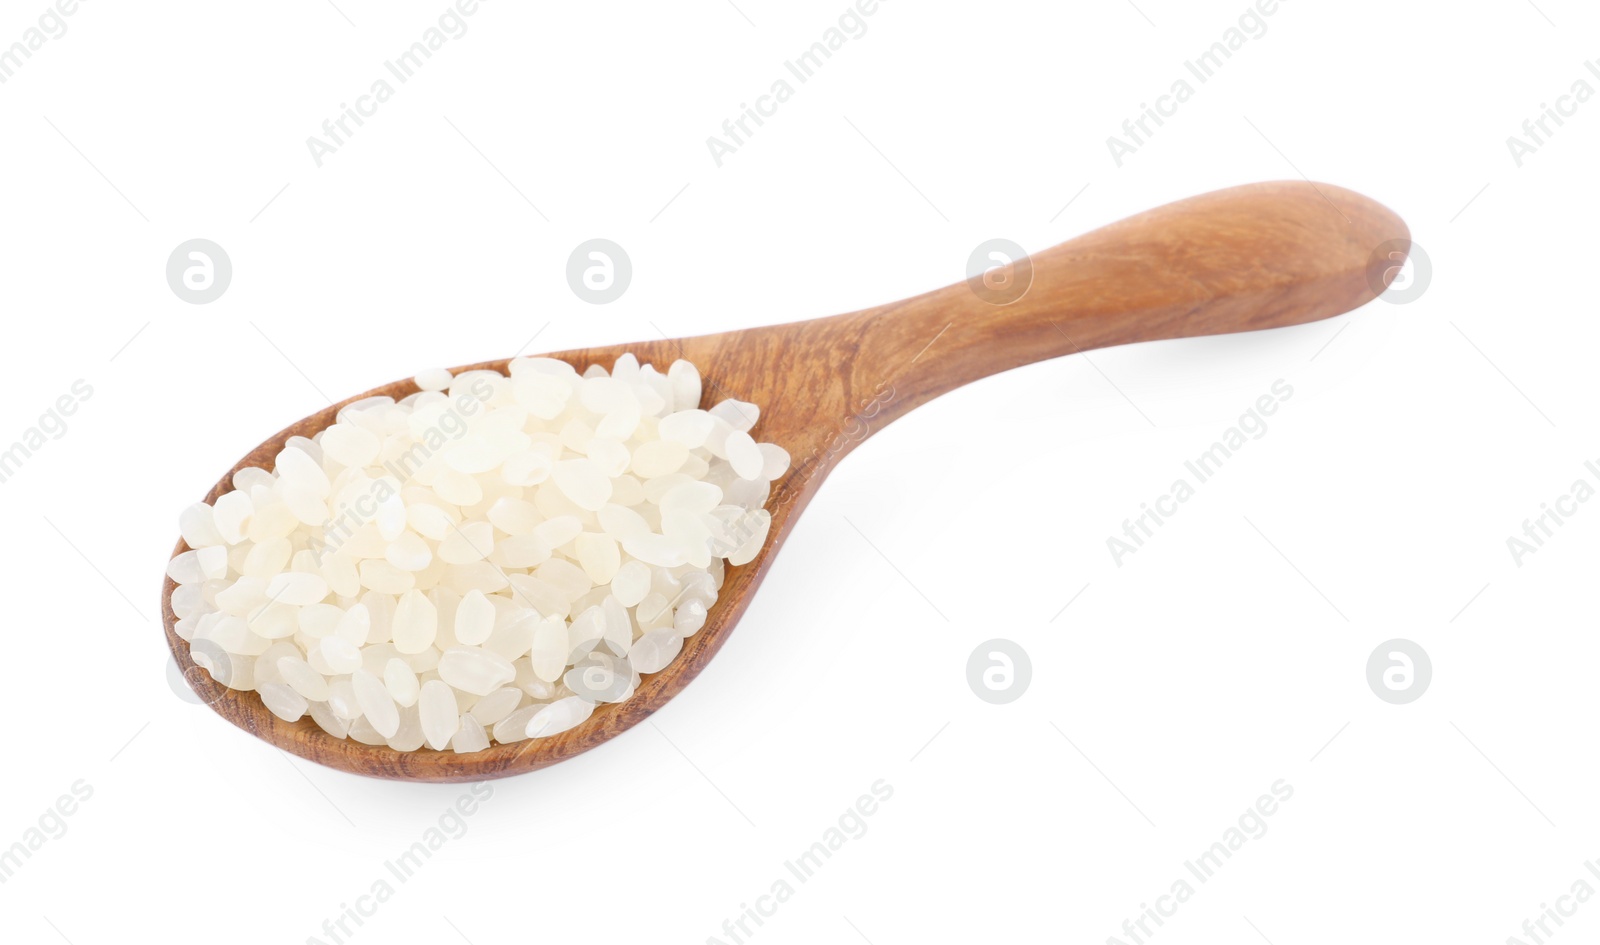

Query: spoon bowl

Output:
[163, 180, 1409, 781]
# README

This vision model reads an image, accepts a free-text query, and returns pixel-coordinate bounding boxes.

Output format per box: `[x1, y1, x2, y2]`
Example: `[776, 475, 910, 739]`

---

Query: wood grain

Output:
[161, 180, 1408, 781]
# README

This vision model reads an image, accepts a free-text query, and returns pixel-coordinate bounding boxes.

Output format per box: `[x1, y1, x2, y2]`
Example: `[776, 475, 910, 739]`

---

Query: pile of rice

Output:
[168, 354, 786, 752]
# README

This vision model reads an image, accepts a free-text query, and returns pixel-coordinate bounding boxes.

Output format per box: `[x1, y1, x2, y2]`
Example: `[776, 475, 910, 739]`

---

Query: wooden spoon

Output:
[163, 180, 1408, 781]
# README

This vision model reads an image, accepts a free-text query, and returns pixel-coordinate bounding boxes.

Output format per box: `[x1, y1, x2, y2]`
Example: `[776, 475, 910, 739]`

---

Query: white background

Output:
[1, 0, 1596, 942]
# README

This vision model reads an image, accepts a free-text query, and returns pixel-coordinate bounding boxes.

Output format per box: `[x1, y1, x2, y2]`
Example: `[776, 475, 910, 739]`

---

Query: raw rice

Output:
[169, 354, 787, 752]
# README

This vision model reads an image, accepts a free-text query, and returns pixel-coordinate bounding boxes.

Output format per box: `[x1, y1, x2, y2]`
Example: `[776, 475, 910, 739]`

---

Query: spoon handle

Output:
[833, 180, 1408, 431]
